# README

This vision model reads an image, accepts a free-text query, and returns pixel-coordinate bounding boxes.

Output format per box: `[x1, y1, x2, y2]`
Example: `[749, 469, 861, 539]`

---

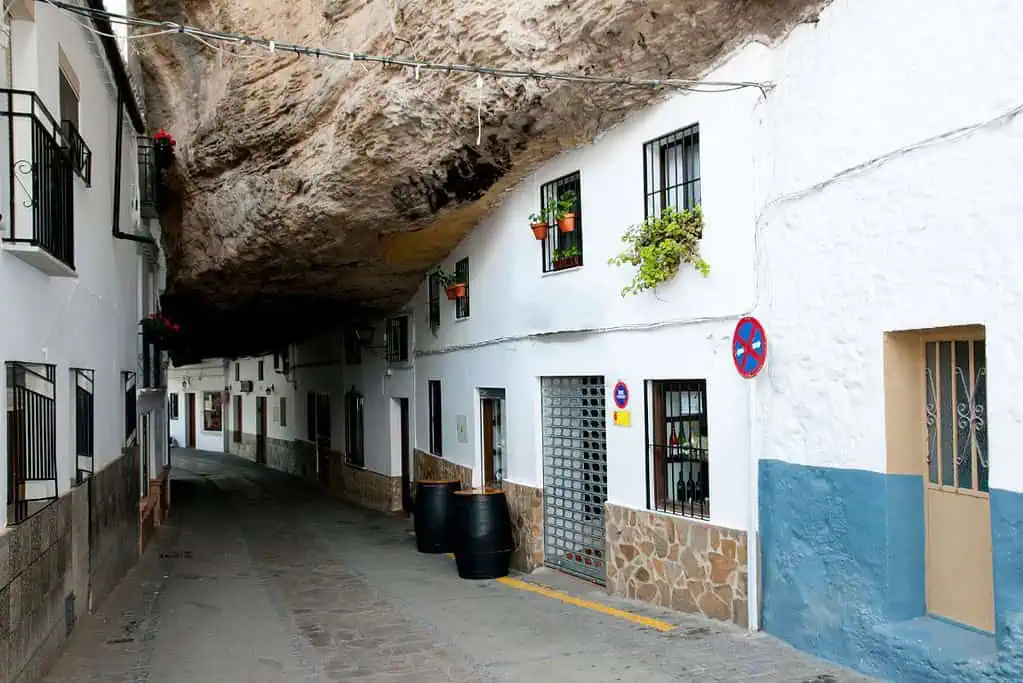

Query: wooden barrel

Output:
[452, 488, 514, 580]
[413, 479, 462, 553]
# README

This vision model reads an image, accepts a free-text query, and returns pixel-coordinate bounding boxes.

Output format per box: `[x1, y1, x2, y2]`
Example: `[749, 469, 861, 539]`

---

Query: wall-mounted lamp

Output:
[265, 384, 275, 394]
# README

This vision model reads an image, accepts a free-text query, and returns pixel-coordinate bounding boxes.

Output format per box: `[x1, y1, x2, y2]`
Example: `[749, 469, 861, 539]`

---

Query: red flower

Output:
[172, 324, 180, 332]
[153, 128, 177, 146]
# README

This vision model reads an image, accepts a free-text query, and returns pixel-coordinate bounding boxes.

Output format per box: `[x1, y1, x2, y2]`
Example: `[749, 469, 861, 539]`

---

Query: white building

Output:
[0, 0, 171, 680]
[185, 1, 1023, 680]
[167, 359, 229, 452]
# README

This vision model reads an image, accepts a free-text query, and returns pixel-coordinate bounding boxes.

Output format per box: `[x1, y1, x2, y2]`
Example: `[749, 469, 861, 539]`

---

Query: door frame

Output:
[185, 393, 196, 448]
[477, 388, 506, 488]
[255, 396, 267, 464]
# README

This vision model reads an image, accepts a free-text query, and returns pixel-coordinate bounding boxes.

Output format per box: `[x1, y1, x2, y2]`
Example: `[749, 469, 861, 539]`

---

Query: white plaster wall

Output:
[755, 0, 1023, 495]
[227, 354, 299, 442]
[0, 3, 159, 525]
[168, 362, 226, 452]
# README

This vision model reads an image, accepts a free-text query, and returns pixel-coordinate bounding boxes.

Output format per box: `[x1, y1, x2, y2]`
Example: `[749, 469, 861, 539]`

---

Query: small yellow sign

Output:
[612, 409, 632, 427]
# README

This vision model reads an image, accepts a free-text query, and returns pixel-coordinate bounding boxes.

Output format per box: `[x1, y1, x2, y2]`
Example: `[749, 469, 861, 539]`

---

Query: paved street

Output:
[42, 449, 877, 683]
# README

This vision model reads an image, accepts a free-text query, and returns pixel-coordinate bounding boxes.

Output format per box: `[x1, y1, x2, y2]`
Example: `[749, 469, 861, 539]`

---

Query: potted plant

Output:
[140, 312, 181, 345]
[431, 268, 467, 300]
[552, 245, 582, 270]
[153, 128, 176, 170]
[554, 191, 578, 233]
[608, 205, 709, 296]
[528, 211, 549, 241]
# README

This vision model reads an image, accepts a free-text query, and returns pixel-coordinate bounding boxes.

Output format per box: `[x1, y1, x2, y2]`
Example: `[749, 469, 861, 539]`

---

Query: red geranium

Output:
[153, 128, 176, 146]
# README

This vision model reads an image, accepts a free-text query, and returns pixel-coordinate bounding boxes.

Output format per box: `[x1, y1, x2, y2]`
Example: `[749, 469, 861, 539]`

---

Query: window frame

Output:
[201, 391, 223, 432]
[642, 124, 701, 219]
[123, 371, 137, 445]
[455, 258, 470, 320]
[539, 171, 583, 273]
[168, 392, 179, 420]
[6, 362, 58, 523]
[644, 378, 710, 521]
[279, 396, 288, 428]
[386, 315, 410, 363]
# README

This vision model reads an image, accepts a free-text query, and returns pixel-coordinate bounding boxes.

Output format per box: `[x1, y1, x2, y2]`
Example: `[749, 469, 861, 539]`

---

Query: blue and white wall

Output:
[754, 0, 1023, 680]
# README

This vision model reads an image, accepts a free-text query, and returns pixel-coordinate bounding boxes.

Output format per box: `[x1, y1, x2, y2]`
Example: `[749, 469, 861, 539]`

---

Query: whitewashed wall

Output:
[228, 355, 299, 443]
[754, 0, 1023, 495]
[168, 361, 226, 453]
[0, 1, 159, 525]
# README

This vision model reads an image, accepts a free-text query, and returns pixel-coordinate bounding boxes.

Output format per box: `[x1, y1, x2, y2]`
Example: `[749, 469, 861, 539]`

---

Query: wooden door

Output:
[185, 393, 196, 448]
[315, 394, 331, 485]
[399, 398, 412, 513]
[922, 332, 994, 632]
[256, 396, 267, 464]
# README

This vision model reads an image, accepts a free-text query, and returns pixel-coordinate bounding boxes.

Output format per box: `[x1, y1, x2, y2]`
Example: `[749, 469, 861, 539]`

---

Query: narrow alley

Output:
[40, 449, 871, 683]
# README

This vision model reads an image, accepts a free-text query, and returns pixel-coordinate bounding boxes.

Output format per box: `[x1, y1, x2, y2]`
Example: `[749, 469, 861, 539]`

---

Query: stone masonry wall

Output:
[413, 450, 543, 572]
[327, 452, 401, 513]
[230, 433, 317, 483]
[605, 503, 749, 628]
[1, 447, 140, 683]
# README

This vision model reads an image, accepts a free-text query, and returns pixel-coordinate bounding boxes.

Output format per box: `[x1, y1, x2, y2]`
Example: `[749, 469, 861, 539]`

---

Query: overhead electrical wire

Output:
[41, 0, 772, 95]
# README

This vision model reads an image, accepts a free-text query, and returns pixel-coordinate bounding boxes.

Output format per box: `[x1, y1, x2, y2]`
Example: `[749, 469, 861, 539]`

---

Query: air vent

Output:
[240, 380, 254, 393]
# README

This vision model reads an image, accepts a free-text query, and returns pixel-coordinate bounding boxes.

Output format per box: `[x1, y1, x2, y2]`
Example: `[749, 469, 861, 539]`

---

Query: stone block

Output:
[502, 481, 544, 572]
[605, 502, 748, 627]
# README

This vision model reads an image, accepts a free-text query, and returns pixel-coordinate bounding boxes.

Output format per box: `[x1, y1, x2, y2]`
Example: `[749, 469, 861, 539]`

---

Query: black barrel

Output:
[452, 488, 514, 580]
[414, 479, 462, 553]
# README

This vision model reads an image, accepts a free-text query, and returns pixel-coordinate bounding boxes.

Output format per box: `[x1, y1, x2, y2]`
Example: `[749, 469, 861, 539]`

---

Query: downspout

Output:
[111, 93, 153, 245]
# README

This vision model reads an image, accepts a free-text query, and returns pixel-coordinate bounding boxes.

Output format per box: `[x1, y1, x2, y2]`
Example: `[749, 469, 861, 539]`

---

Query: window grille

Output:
[428, 380, 443, 456]
[645, 379, 709, 520]
[73, 368, 94, 484]
[386, 316, 410, 363]
[643, 124, 701, 218]
[7, 362, 58, 523]
[124, 371, 137, 444]
[539, 172, 583, 273]
[455, 258, 470, 319]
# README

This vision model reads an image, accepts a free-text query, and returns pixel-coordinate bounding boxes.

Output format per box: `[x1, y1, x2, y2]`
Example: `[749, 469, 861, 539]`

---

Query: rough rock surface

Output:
[134, 0, 827, 356]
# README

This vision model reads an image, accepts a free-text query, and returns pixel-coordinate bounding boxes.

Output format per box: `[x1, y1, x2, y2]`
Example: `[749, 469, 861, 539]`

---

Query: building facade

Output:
[0, 0, 170, 680]
[167, 360, 229, 453]
[200, 1, 1023, 680]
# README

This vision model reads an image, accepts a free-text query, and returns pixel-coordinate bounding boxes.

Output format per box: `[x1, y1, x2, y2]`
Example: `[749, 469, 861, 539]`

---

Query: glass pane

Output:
[938, 342, 955, 486]
[955, 341, 973, 489]
[925, 342, 938, 483]
[974, 340, 989, 492]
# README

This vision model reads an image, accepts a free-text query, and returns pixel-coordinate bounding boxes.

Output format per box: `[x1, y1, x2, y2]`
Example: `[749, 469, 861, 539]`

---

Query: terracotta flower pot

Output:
[558, 213, 576, 233]
[445, 283, 467, 300]
[531, 222, 548, 240]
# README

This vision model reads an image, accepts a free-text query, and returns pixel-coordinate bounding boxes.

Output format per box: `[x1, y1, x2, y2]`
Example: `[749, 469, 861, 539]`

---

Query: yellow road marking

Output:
[443, 554, 674, 632]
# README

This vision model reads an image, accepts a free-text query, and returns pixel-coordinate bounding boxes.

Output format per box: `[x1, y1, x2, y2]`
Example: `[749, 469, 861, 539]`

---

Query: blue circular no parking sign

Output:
[613, 381, 629, 409]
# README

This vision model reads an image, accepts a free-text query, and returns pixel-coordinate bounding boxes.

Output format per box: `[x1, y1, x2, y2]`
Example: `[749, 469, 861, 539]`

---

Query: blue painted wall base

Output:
[759, 459, 1023, 682]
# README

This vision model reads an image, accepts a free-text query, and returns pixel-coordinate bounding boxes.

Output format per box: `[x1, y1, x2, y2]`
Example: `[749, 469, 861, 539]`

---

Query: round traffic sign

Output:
[613, 381, 629, 409]
[732, 316, 767, 378]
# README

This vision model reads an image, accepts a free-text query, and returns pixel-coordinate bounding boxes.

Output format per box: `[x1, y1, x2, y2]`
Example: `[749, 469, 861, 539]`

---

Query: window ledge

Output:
[542, 264, 583, 278]
[4, 242, 77, 278]
[454, 316, 471, 323]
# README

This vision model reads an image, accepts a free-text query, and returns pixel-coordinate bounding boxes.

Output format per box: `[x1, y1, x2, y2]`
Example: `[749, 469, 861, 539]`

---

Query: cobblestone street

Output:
[40, 450, 877, 683]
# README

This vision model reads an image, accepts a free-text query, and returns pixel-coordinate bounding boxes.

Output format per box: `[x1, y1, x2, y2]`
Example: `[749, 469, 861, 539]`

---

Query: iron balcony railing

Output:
[140, 333, 165, 390]
[6, 362, 58, 524]
[62, 119, 92, 186]
[137, 136, 158, 218]
[0, 89, 76, 270]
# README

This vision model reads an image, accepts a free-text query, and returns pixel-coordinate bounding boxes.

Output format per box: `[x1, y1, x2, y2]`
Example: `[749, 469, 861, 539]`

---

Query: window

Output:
[235, 362, 240, 381]
[643, 124, 701, 218]
[6, 362, 57, 523]
[168, 392, 179, 420]
[387, 316, 410, 363]
[73, 368, 94, 484]
[428, 380, 443, 456]
[540, 172, 583, 273]
[280, 396, 288, 428]
[59, 69, 79, 130]
[646, 379, 709, 520]
[202, 391, 223, 432]
[428, 273, 441, 333]
[59, 67, 90, 185]
[257, 361, 264, 381]
[455, 258, 470, 319]
[344, 328, 362, 365]
[124, 371, 137, 444]
[344, 387, 365, 467]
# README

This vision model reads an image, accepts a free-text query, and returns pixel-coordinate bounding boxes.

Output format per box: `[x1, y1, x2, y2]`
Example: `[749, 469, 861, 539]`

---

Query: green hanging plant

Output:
[608, 205, 709, 296]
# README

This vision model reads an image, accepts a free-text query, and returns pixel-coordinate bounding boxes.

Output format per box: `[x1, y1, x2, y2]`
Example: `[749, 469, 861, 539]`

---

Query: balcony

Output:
[137, 136, 158, 219]
[140, 332, 166, 391]
[0, 90, 77, 276]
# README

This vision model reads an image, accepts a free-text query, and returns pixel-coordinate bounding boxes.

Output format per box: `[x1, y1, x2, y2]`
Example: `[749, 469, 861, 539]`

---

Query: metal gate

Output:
[542, 376, 608, 584]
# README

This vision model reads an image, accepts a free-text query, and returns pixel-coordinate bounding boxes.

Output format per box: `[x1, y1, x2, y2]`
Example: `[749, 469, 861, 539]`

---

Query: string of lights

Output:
[41, 0, 772, 95]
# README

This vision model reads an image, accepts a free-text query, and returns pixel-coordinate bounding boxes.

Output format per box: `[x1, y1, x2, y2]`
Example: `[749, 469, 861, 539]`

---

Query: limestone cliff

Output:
[133, 0, 825, 358]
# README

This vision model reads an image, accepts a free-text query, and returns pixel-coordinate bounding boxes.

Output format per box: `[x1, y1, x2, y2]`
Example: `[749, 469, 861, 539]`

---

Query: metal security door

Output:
[542, 376, 608, 584]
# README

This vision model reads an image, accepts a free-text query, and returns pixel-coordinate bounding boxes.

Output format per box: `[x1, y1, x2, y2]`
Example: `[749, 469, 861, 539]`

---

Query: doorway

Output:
[233, 395, 242, 444]
[393, 397, 412, 514]
[315, 393, 331, 485]
[185, 393, 196, 448]
[256, 396, 267, 464]
[479, 388, 506, 488]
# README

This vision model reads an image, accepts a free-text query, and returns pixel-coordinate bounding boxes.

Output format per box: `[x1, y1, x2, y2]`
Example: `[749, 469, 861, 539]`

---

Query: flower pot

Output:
[530, 222, 548, 240]
[445, 283, 466, 300]
[554, 255, 581, 271]
[558, 213, 576, 233]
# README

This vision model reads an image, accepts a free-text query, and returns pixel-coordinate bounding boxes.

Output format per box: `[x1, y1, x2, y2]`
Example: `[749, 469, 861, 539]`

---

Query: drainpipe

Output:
[111, 93, 154, 245]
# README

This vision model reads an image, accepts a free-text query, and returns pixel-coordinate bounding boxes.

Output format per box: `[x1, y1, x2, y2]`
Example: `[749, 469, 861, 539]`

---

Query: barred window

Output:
[387, 316, 410, 363]
[455, 258, 470, 320]
[643, 124, 701, 218]
[645, 379, 709, 520]
[539, 172, 583, 273]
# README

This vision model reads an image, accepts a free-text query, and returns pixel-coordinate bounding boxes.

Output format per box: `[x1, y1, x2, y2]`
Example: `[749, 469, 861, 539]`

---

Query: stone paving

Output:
[40, 449, 880, 683]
